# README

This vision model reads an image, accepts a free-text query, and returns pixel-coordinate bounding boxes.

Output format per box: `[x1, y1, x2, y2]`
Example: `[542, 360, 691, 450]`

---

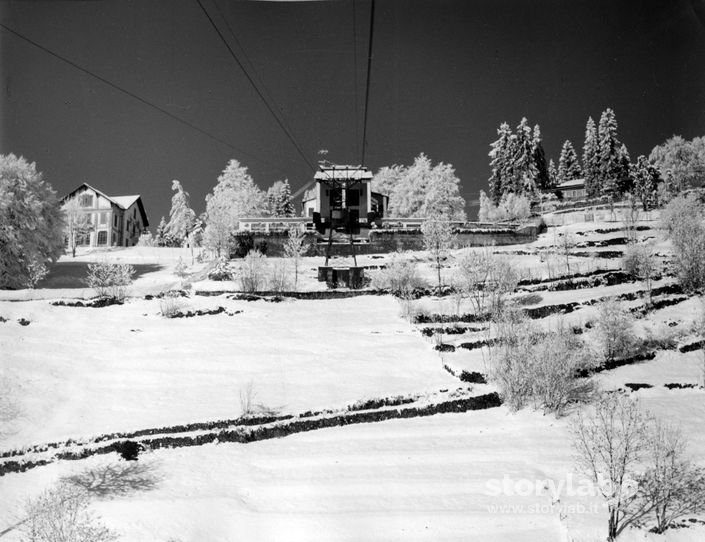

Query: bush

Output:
[238, 250, 268, 293]
[594, 299, 637, 361]
[159, 291, 186, 318]
[207, 256, 233, 281]
[622, 243, 657, 302]
[370, 255, 426, 296]
[489, 308, 596, 415]
[21, 483, 117, 542]
[268, 259, 290, 292]
[456, 247, 518, 316]
[661, 195, 705, 292]
[85, 262, 135, 300]
[478, 191, 531, 222]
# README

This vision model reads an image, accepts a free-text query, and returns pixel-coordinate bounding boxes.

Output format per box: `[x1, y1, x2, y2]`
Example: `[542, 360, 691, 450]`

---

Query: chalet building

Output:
[61, 183, 149, 248]
[554, 178, 587, 200]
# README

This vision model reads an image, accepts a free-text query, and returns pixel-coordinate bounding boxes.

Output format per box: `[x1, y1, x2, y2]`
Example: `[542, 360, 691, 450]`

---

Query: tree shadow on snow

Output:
[37, 262, 164, 289]
[61, 460, 162, 497]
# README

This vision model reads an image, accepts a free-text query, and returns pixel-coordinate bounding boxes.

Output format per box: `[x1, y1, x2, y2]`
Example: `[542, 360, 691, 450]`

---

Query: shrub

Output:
[594, 299, 637, 361]
[478, 191, 530, 222]
[456, 246, 518, 316]
[207, 256, 232, 281]
[370, 255, 426, 320]
[85, 262, 135, 301]
[283, 228, 309, 289]
[21, 483, 117, 542]
[268, 259, 290, 292]
[238, 250, 268, 293]
[662, 195, 705, 291]
[622, 243, 657, 302]
[159, 291, 185, 318]
[489, 309, 596, 415]
[421, 216, 455, 289]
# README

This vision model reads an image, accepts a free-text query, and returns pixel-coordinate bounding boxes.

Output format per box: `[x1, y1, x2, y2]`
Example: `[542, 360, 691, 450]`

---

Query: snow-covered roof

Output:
[314, 166, 373, 182]
[556, 178, 586, 190]
[110, 195, 141, 209]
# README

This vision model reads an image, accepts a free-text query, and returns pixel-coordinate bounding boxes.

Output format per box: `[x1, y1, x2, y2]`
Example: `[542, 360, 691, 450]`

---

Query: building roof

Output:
[110, 195, 141, 209]
[61, 183, 149, 227]
[556, 178, 586, 190]
[314, 165, 373, 182]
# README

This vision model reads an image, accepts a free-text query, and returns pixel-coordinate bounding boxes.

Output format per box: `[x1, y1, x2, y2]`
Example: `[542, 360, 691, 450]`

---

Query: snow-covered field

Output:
[1, 213, 704, 541]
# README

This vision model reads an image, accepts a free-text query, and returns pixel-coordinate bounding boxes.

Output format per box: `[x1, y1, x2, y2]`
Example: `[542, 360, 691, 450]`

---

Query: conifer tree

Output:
[512, 117, 538, 196]
[166, 180, 196, 245]
[548, 159, 558, 188]
[598, 108, 630, 198]
[583, 116, 601, 197]
[557, 140, 582, 185]
[531, 124, 550, 190]
[276, 179, 295, 217]
[488, 122, 514, 204]
[156, 216, 168, 246]
[632, 155, 662, 210]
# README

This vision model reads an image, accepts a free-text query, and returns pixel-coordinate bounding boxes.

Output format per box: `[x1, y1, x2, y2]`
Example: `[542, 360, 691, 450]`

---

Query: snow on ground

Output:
[0, 294, 456, 448]
[2, 212, 705, 541]
[0, 409, 607, 542]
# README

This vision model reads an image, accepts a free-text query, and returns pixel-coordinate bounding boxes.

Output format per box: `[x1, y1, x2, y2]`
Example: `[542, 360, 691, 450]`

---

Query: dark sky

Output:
[2, 0, 705, 225]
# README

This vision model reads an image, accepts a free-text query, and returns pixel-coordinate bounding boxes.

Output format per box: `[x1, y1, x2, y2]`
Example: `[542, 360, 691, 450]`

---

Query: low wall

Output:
[234, 223, 542, 257]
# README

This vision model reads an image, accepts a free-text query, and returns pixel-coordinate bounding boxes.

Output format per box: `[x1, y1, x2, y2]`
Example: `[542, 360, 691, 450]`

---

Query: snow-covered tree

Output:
[204, 159, 266, 256]
[557, 139, 582, 185]
[488, 118, 545, 202]
[632, 155, 662, 211]
[155, 216, 168, 246]
[547, 159, 558, 188]
[266, 179, 295, 217]
[512, 117, 538, 196]
[488, 122, 514, 204]
[166, 180, 196, 245]
[421, 215, 455, 289]
[0, 154, 64, 289]
[386, 153, 466, 220]
[598, 108, 630, 198]
[649, 135, 705, 191]
[63, 197, 92, 258]
[582, 116, 601, 197]
[371, 165, 404, 197]
[531, 124, 550, 190]
[283, 227, 308, 289]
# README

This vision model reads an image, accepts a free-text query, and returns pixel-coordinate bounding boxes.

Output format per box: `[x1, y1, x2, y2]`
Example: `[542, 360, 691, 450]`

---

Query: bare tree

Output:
[572, 393, 651, 541]
[635, 420, 705, 533]
[421, 216, 455, 290]
[456, 246, 518, 317]
[622, 243, 658, 304]
[594, 299, 636, 361]
[21, 483, 117, 542]
[64, 198, 92, 258]
[283, 228, 308, 290]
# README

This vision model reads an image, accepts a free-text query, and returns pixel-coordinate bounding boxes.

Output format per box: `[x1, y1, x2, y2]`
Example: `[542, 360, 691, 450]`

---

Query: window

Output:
[99, 212, 107, 225]
[97, 231, 107, 245]
[346, 189, 360, 206]
[79, 194, 93, 207]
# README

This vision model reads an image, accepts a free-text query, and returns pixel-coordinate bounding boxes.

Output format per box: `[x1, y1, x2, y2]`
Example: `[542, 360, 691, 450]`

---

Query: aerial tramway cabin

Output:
[302, 164, 388, 236]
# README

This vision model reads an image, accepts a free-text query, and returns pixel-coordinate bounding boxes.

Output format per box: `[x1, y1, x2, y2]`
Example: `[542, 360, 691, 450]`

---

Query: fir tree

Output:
[598, 108, 630, 198]
[276, 179, 295, 217]
[632, 155, 662, 210]
[548, 159, 558, 188]
[488, 122, 514, 204]
[512, 117, 538, 196]
[618, 144, 633, 194]
[557, 140, 582, 185]
[156, 216, 168, 246]
[531, 124, 550, 190]
[582, 116, 601, 197]
[166, 180, 196, 245]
